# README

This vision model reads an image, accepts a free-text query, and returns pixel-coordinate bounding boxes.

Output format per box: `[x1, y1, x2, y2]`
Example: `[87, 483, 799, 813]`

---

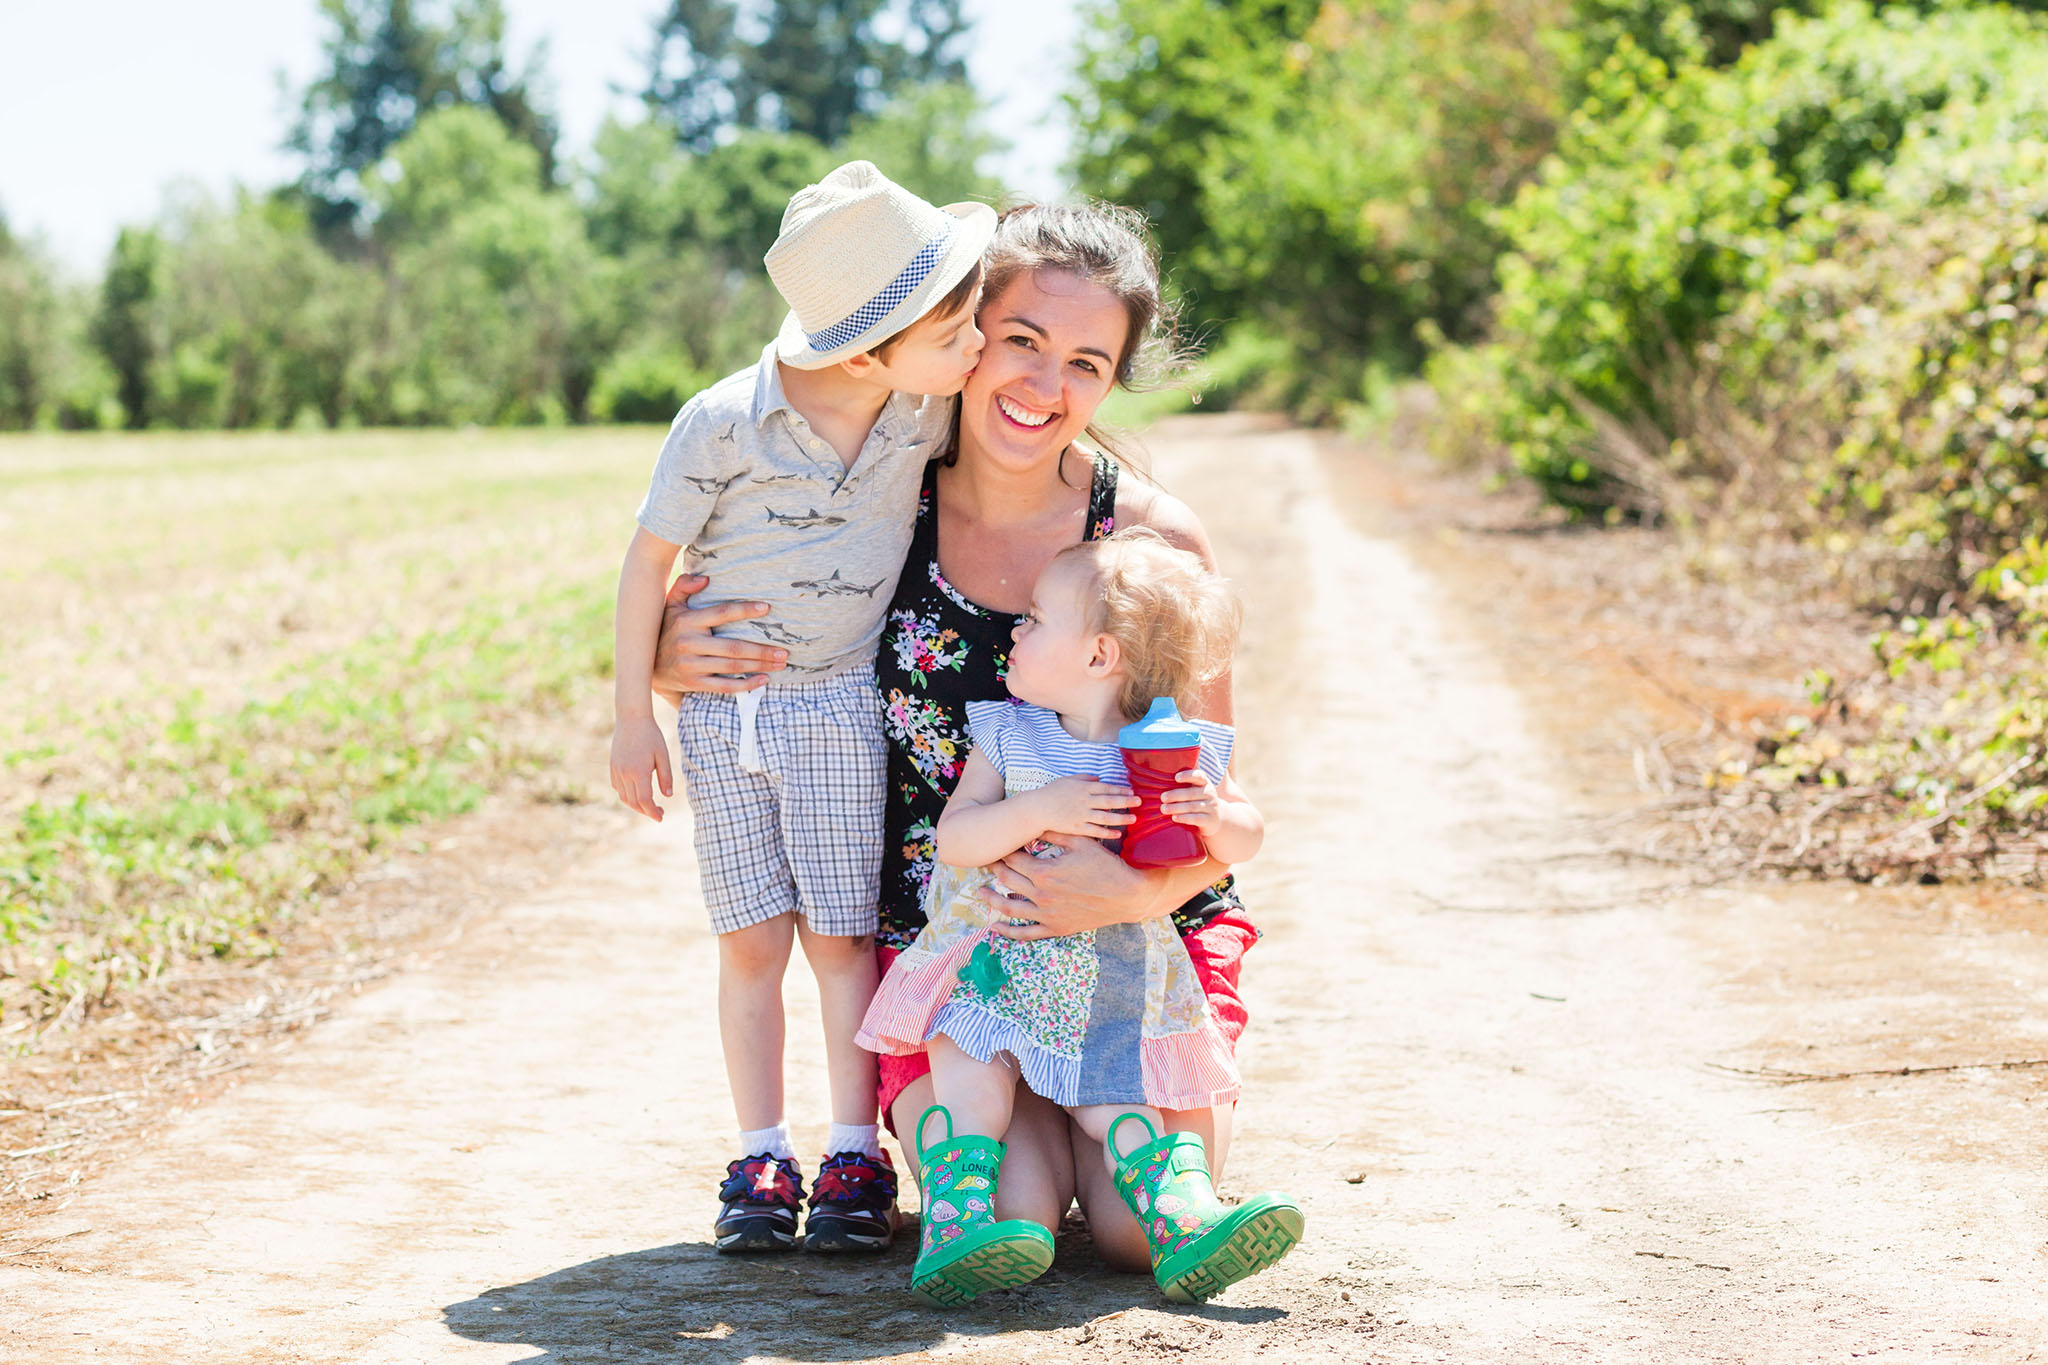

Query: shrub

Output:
[1471, 1, 2048, 507]
[589, 344, 713, 424]
[1711, 145, 2048, 604]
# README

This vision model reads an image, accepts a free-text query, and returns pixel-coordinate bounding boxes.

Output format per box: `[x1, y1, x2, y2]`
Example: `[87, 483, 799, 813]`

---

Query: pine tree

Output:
[91, 228, 161, 431]
[645, 0, 970, 151]
[289, 0, 558, 231]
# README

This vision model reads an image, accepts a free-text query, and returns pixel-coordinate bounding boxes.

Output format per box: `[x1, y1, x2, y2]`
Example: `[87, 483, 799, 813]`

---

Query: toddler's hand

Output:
[609, 717, 673, 822]
[1028, 776, 1138, 842]
[1159, 769, 1222, 838]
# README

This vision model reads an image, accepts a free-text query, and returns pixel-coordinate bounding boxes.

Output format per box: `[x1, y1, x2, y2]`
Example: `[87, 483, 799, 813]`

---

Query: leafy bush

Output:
[589, 344, 713, 424]
[1073, 0, 1568, 420]
[1466, 1, 2048, 507]
[1707, 143, 2048, 600]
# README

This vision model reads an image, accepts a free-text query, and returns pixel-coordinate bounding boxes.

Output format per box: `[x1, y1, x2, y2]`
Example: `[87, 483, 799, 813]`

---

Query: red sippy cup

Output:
[1117, 697, 1208, 869]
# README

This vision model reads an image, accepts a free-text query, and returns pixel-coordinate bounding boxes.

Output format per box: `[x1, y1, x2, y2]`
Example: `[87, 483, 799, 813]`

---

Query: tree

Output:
[1069, 0, 1323, 331]
[92, 227, 161, 430]
[289, 0, 558, 232]
[1558, 0, 2048, 104]
[0, 211, 61, 429]
[645, 0, 971, 151]
[148, 190, 371, 429]
[837, 81, 1007, 208]
[363, 107, 600, 424]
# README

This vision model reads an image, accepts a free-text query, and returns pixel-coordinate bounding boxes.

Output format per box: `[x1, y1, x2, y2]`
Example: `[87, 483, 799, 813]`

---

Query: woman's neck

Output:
[944, 441, 1093, 528]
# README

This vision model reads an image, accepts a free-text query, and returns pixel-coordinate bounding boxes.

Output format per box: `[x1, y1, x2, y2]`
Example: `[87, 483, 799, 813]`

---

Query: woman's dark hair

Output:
[983, 202, 1179, 388]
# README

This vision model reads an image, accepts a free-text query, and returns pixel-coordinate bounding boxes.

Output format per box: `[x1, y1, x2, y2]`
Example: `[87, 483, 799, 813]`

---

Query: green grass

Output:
[0, 427, 664, 1039]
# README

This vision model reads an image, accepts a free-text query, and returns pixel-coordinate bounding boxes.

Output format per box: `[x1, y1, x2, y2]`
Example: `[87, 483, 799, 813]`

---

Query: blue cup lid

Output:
[1118, 697, 1202, 749]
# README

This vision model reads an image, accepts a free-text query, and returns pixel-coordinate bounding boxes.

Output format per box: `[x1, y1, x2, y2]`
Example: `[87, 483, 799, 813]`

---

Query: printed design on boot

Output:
[1109, 1117, 1303, 1301]
[919, 1149, 977, 1254]
[1117, 1159, 1199, 1259]
[909, 1108, 1056, 1305]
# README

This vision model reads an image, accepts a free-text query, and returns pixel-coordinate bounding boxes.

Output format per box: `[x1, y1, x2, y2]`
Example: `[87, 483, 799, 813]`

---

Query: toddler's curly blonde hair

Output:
[1053, 526, 1242, 721]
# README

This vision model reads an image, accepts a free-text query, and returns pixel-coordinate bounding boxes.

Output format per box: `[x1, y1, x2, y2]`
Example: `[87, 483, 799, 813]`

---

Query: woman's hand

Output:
[981, 834, 1170, 939]
[650, 573, 788, 700]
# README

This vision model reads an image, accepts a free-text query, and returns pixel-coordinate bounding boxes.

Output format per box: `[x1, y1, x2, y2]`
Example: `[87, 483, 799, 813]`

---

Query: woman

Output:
[651, 202, 1259, 1274]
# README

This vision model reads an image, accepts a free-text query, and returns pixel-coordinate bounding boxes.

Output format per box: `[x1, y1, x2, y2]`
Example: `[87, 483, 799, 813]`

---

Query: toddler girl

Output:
[857, 526, 1303, 1305]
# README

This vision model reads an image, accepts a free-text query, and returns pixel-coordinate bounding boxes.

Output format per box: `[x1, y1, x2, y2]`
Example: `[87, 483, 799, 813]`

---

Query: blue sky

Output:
[0, 0, 1081, 275]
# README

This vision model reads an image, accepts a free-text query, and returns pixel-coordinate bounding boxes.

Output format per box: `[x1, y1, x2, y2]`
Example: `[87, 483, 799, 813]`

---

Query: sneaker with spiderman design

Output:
[714, 1153, 805, 1253]
[803, 1149, 901, 1252]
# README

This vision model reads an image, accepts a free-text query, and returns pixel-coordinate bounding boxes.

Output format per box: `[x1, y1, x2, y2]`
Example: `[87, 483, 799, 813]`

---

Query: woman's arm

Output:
[981, 840, 1225, 938]
[648, 573, 790, 703]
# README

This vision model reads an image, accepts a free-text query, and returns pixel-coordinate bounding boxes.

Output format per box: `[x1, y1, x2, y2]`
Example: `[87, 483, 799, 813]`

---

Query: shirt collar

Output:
[748, 340, 922, 437]
[750, 342, 793, 429]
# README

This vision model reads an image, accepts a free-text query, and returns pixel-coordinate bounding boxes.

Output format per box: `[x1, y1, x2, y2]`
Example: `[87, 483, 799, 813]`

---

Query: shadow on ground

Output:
[444, 1220, 1287, 1363]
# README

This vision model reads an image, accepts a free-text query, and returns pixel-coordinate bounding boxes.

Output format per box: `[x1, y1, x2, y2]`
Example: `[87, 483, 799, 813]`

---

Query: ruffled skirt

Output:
[856, 861, 1241, 1111]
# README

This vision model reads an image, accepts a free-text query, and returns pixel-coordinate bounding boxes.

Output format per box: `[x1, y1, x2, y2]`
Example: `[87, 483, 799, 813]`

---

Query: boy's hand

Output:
[1025, 777, 1138, 842]
[610, 717, 673, 822]
[1158, 769, 1222, 837]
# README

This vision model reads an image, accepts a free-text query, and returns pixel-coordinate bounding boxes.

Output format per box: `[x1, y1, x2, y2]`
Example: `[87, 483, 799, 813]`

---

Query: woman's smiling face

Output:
[959, 268, 1130, 472]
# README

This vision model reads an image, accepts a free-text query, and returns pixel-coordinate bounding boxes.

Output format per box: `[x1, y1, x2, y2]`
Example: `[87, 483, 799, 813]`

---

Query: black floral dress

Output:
[875, 453, 1248, 949]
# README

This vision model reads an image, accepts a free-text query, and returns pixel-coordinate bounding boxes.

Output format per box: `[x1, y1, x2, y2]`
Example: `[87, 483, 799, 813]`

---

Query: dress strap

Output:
[908, 456, 942, 559]
[1085, 453, 1120, 542]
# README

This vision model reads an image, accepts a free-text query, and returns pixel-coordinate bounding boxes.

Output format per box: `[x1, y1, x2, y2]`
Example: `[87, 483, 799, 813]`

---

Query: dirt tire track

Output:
[4, 416, 2045, 1363]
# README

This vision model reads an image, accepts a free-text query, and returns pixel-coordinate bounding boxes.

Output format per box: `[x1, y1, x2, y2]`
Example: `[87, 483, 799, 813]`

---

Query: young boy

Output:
[610, 161, 992, 1254]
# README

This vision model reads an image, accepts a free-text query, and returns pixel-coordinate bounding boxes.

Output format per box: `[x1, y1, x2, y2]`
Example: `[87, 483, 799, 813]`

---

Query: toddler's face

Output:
[865, 293, 985, 397]
[1006, 558, 1100, 712]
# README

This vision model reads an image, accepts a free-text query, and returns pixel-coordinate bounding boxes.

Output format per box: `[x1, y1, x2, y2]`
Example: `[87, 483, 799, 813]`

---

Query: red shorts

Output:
[874, 907, 1260, 1139]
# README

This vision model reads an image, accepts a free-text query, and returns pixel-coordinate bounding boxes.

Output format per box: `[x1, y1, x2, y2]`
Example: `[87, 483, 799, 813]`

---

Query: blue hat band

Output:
[804, 224, 957, 353]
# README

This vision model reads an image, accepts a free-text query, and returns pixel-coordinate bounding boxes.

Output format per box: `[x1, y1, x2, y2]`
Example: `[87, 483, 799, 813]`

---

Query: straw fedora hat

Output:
[765, 160, 997, 370]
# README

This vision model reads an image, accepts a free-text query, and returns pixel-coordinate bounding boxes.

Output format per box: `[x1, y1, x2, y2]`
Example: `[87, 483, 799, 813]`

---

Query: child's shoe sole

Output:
[803, 1210, 898, 1253]
[911, 1225, 1055, 1306]
[715, 1215, 800, 1253]
[1157, 1197, 1304, 1303]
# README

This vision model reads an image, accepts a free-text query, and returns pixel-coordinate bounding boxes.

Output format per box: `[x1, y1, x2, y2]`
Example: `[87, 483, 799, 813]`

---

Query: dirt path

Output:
[7, 417, 2048, 1363]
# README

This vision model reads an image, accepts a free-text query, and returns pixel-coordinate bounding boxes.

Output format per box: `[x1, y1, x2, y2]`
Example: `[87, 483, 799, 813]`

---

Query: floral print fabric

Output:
[875, 454, 1247, 949]
[859, 704, 1241, 1110]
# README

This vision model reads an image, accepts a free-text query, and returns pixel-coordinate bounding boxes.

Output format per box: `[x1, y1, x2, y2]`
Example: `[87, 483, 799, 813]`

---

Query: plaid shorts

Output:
[676, 664, 885, 937]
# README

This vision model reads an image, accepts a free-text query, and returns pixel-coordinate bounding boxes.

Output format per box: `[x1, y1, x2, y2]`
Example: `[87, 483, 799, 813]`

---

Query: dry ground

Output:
[5, 416, 2047, 1362]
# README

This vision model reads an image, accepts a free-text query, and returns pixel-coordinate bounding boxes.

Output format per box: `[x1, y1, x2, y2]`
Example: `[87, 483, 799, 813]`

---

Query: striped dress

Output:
[856, 700, 1242, 1111]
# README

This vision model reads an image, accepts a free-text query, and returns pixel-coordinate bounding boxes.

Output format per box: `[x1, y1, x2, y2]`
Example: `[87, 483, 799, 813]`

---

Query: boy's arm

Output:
[936, 749, 1140, 867]
[612, 526, 683, 821]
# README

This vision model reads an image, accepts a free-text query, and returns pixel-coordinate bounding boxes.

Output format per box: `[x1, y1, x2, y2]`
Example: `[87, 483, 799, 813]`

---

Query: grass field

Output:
[0, 427, 665, 1046]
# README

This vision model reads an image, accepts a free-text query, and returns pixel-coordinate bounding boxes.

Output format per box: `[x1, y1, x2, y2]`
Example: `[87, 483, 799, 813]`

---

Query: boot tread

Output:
[1159, 1201, 1304, 1303]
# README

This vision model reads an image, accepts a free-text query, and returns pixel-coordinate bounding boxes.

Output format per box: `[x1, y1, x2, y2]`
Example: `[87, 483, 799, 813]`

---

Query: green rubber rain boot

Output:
[1108, 1112, 1304, 1303]
[909, 1105, 1055, 1307]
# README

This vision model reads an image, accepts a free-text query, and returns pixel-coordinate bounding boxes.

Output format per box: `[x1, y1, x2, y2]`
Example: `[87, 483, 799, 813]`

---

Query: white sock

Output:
[825, 1122, 883, 1159]
[738, 1121, 795, 1160]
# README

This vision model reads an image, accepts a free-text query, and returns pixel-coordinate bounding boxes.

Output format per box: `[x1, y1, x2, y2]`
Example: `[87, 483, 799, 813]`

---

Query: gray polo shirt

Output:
[635, 343, 954, 679]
